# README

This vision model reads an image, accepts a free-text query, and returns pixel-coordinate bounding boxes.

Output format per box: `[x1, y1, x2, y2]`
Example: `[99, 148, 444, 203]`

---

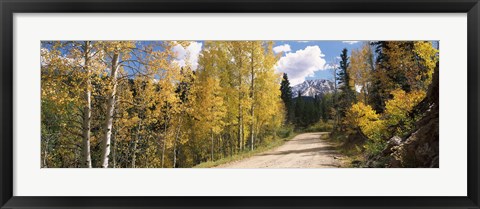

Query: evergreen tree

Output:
[294, 91, 305, 127]
[314, 94, 322, 123]
[369, 41, 437, 113]
[319, 93, 332, 122]
[280, 73, 294, 123]
[304, 99, 316, 125]
[336, 48, 355, 120]
[368, 42, 386, 113]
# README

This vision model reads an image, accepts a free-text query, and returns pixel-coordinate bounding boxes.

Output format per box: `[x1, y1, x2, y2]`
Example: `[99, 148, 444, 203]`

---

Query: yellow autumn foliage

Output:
[346, 88, 426, 143]
[413, 41, 439, 87]
[384, 89, 426, 136]
[345, 102, 386, 141]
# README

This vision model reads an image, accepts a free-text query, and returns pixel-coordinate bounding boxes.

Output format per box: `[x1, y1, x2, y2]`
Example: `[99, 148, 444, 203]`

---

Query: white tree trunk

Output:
[82, 85, 92, 168]
[42, 137, 49, 168]
[238, 56, 244, 152]
[173, 117, 182, 168]
[210, 129, 214, 161]
[132, 121, 141, 168]
[82, 41, 92, 168]
[161, 111, 169, 168]
[249, 44, 255, 151]
[112, 131, 116, 168]
[100, 53, 120, 168]
[238, 94, 243, 152]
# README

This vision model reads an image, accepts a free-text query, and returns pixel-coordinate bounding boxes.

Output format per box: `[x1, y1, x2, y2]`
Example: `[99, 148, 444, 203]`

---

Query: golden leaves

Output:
[346, 102, 385, 141]
[346, 88, 427, 142]
[413, 41, 439, 86]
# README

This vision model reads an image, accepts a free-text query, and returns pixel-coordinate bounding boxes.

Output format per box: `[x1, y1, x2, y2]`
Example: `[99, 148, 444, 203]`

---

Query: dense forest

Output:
[41, 41, 439, 168]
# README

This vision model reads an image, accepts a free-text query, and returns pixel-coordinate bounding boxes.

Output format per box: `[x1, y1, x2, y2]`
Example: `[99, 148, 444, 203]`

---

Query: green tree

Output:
[294, 91, 305, 127]
[280, 73, 294, 123]
[336, 48, 355, 124]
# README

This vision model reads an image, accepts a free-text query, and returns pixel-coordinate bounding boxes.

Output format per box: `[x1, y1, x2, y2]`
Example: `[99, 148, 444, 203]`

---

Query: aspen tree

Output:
[74, 41, 105, 168]
[99, 41, 135, 168]
[131, 76, 158, 167]
[349, 43, 374, 104]
[252, 41, 283, 144]
[42, 41, 105, 168]
[195, 47, 227, 161]
[172, 67, 194, 167]
[80, 41, 93, 168]
[248, 42, 259, 151]
[227, 42, 251, 152]
[148, 41, 186, 168]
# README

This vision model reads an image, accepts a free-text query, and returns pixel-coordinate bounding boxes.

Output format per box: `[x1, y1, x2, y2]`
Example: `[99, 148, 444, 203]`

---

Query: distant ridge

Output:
[291, 79, 335, 98]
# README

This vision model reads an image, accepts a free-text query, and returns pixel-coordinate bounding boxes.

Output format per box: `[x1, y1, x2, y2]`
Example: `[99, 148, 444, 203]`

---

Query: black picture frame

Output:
[1, 0, 479, 208]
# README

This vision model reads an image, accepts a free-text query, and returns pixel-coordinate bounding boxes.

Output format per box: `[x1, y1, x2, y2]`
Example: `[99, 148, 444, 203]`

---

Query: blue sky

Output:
[272, 41, 365, 85]
[172, 40, 366, 86]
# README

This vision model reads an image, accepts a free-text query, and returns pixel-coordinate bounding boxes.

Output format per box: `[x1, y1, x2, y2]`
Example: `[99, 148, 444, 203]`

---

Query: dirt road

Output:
[217, 132, 344, 168]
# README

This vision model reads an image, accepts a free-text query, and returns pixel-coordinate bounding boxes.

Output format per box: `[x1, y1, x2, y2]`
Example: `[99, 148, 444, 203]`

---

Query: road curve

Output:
[217, 132, 344, 168]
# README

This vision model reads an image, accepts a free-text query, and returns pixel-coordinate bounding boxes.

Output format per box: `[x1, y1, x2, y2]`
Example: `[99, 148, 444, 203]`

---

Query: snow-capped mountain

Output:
[291, 79, 335, 98]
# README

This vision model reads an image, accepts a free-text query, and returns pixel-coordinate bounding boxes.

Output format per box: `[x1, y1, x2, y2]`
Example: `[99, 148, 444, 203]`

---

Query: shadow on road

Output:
[258, 144, 337, 156]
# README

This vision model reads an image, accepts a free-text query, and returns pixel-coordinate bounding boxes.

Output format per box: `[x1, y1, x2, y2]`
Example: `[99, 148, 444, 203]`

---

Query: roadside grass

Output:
[329, 132, 365, 168]
[194, 131, 299, 168]
[303, 120, 334, 133]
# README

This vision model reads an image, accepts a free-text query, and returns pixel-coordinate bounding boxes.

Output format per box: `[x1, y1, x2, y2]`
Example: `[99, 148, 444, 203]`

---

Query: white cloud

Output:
[297, 41, 310, 43]
[323, 63, 337, 70]
[172, 41, 203, 70]
[275, 46, 327, 85]
[342, 41, 360, 45]
[273, 44, 291, 54]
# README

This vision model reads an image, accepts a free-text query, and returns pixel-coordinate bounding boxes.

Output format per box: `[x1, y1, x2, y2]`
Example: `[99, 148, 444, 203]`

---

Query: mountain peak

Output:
[292, 79, 335, 98]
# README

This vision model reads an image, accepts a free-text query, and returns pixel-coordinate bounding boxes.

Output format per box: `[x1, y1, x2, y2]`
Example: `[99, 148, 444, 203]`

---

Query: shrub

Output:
[305, 120, 334, 132]
[345, 102, 387, 141]
[276, 125, 294, 138]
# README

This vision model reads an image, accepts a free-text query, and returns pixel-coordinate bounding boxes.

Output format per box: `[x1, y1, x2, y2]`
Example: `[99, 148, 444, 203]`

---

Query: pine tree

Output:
[336, 48, 355, 120]
[367, 41, 386, 113]
[294, 91, 305, 127]
[369, 41, 438, 113]
[280, 73, 294, 123]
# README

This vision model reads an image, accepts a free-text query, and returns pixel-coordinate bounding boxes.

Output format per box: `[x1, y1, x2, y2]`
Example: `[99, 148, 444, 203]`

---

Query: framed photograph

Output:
[1, 0, 479, 208]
